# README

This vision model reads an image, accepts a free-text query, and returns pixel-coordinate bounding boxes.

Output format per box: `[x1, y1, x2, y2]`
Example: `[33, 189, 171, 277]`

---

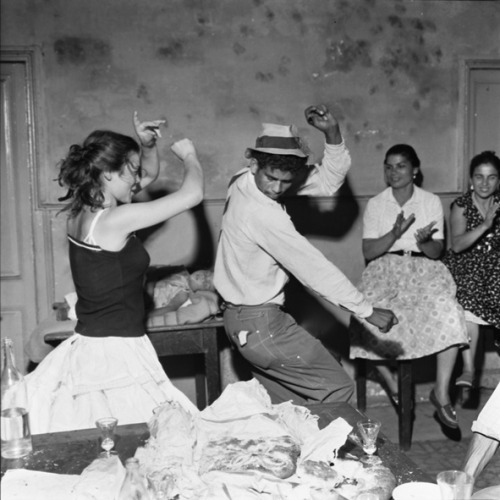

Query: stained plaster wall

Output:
[2, 0, 499, 401]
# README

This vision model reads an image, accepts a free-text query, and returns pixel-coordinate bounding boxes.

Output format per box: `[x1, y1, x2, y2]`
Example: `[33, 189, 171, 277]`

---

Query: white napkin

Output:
[1, 456, 125, 500]
[200, 378, 273, 421]
[72, 455, 125, 499]
[1, 469, 79, 500]
[299, 417, 352, 463]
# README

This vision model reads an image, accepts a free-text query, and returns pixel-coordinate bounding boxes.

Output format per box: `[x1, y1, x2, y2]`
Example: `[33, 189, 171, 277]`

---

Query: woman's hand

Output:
[483, 202, 499, 229]
[171, 138, 197, 161]
[414, 220, 438, 245]
[391, 211, 416, 240]
[133, 111, 166, 148]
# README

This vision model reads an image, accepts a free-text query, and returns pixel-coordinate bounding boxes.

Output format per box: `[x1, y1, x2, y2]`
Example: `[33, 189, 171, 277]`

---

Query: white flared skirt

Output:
[25, 333, 198, 434]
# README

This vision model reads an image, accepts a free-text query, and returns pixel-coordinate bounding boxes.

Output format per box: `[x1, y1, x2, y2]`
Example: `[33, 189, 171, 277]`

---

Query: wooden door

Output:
[1, 60, 39, 372]
[465, 62, 500, 186]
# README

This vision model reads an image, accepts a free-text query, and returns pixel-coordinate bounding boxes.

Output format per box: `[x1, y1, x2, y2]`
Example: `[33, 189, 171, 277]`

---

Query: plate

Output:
[392, 481, 440, 500]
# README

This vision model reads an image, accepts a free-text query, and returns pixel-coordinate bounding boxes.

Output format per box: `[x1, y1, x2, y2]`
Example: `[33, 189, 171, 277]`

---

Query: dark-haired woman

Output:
[25, 113, 204, 433]
[350, 144, 468, 429]
[443, 151, 500, 389]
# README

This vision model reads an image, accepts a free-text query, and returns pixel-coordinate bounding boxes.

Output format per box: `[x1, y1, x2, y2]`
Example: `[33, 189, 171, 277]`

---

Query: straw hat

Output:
[246, 123, 308, 158]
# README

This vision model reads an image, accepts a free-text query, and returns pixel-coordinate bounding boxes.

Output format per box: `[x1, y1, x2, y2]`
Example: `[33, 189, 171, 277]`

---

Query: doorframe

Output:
[461, 58, 500, 190]
[1, 46, 53, 319]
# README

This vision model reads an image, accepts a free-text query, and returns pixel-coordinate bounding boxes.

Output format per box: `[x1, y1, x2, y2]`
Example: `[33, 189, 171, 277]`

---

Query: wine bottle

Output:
[1, 338, 33, 459]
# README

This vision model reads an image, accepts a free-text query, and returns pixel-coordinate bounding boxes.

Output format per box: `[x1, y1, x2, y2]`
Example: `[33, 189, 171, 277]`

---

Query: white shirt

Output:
[214, 142, 373, 319]
[363, 186, 444, 252]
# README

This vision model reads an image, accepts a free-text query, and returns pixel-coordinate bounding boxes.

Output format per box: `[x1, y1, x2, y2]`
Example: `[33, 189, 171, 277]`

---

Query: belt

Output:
[387, 250, 425, 257]
[221, 302, 282, 311]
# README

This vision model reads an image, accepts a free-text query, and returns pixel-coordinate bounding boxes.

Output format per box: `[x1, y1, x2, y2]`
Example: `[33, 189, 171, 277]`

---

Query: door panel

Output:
[1, 61, 38, 372]
[466, 65, 500, 185]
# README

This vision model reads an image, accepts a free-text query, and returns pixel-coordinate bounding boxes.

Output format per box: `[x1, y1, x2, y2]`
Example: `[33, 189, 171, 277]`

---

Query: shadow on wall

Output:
[284, 178, 360, 238]
[285, 277, 352, 360]
[137, 194, 216, 271]
[283, 177, 360, 360]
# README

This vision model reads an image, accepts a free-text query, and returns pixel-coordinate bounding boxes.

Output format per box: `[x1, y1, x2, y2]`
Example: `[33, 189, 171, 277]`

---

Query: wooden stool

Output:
[355, 358, 414, 451]
[44, 319, 224, 410]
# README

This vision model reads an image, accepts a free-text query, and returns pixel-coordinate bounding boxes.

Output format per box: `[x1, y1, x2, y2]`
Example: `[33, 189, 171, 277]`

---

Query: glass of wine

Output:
[95, 417, 118, 457]
[356, 418, 381, 464]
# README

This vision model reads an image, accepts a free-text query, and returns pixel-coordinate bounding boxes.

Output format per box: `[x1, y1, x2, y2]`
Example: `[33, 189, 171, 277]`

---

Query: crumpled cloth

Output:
[1, 454, 125, 500]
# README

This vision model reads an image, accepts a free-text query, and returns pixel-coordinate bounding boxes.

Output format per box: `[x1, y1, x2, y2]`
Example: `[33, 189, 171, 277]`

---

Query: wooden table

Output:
[146, 319, 224, 408]
[1, 402, 430, 485]
[44, 319, 225, 409]
[307, 402, 431, 485]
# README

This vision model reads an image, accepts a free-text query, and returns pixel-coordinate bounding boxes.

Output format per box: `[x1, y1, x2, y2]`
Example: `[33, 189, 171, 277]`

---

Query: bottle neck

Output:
[1, 338, 27, 409]
[3, 339, 16, 371]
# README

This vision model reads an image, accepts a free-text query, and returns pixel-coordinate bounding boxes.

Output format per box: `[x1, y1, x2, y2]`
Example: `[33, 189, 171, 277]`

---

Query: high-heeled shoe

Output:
[429, 389, 458, 429]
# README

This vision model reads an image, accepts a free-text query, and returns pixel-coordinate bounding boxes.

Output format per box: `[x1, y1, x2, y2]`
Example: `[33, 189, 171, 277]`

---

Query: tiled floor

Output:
[363, 385, 500, 494]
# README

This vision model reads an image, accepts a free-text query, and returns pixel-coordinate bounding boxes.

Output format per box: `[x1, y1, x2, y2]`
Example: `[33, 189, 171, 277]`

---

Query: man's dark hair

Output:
[249, 150, 308, 174]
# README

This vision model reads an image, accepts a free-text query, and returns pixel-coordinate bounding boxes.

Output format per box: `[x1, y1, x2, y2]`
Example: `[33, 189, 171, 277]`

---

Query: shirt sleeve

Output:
[296, 142, 352, 197]
[428, 194, 445, 240]
[250, 206, 373, 318]
[362, 197, 381, 239]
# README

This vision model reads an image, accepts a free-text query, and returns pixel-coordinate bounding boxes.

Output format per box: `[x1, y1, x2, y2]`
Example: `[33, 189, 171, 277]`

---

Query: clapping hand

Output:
[391, 211, 416, 240]
[133, 111, 166, 148]
[484, 202, 500, 229]
[414, 220, 438, 245]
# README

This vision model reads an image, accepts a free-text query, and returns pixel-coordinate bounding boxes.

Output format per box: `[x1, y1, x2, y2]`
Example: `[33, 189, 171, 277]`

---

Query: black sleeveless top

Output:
[68, 234, 150, 337]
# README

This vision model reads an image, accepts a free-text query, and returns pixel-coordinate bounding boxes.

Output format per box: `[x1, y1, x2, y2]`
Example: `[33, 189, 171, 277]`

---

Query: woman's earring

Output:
[470, 184, 474, 191]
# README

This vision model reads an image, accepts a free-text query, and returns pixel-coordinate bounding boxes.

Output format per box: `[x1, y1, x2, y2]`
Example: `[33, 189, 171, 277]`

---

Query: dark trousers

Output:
[223, 303, 355, 405]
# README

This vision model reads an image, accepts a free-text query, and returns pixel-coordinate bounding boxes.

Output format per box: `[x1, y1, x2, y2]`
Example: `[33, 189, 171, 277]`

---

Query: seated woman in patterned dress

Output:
[443, 151, 500, 390]
[350, 144, 468, 429]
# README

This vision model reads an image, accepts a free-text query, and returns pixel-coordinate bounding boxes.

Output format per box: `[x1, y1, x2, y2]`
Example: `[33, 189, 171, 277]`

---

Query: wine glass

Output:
[356, 418, 381, 464]
[95, 417, 118, 457]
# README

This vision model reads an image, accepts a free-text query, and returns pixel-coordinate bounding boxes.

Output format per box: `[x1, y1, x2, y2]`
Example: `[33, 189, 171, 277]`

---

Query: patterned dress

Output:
[442, 191, 500, 329]
[350, 254, 468, 360]
[350, 187, 468, 361]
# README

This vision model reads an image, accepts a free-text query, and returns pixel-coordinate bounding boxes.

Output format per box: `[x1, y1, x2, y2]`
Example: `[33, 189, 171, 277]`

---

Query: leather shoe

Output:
[390, 392, 399, 406]
[429, 389, 458, 429]
[456, 371, 474, 388]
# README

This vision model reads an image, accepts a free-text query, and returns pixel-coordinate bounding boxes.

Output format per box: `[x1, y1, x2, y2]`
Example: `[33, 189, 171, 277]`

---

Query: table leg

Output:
[203, 327, 221, 405]
[356, 359, 367, 412]
[195, 367, 206, 409]
[398, 360, 413, 451]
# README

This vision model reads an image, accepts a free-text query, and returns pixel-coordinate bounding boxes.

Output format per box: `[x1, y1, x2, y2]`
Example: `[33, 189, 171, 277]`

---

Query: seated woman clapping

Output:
[350, 144, 468, 429]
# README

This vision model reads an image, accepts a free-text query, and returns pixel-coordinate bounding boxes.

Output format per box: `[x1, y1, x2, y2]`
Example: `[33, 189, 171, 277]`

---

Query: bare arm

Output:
[362, 212, 416, 261]
[100, 139, 204, 249]
[133, 111, 166, 189]
[450, 202, 499, 253]
[414, 221, 443, 259]
[462, 432, 499, 480]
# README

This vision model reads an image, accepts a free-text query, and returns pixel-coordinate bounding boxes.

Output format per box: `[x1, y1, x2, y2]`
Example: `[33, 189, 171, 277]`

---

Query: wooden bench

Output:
[355, 359, 414, 451]
[44, 319, 224, 410]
